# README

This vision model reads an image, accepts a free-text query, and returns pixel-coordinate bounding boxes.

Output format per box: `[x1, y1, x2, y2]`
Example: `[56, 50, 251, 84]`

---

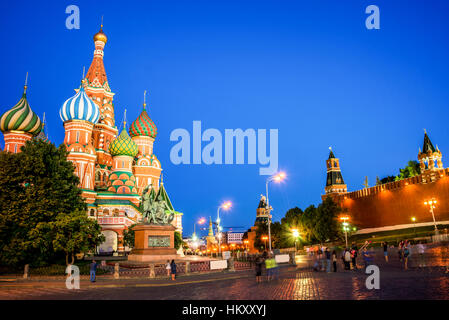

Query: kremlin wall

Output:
[323, 133, 449, 233]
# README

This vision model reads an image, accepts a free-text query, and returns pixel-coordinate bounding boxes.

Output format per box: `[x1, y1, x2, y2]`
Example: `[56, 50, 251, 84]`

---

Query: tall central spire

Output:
[85, 20, 110, 92]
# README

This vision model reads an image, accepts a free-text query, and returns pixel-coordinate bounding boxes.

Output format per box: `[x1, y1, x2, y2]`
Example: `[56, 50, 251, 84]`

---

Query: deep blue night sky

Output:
[1, 0, 449, 237]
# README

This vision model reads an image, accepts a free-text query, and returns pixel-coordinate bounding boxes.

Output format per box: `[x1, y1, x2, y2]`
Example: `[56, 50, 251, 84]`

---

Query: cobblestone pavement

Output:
[1, 265, 447, 300]
[1, 245, 448, 300]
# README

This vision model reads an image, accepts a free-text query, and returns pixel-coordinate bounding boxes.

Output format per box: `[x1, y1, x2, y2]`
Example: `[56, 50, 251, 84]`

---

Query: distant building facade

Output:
[226, 232, 244, 244]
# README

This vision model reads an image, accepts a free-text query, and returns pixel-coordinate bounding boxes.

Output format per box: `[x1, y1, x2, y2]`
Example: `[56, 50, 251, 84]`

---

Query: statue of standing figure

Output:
[141, 186, 174, 225]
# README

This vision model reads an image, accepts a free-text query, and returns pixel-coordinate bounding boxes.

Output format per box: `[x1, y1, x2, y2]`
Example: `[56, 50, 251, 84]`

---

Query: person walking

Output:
[398, 240, 404, 262]
[272, 256, 279, 280]
[351, 242, 358, 270]
[90, 260, 97, 283]
[332, 250, 337, 272]
[344, 248, 351, 270]
[382, 241, 389, 262]
[403, 241, 411, 270]
[170, 259, 177, 280]
[361, 247, 372, 269]
[416, 241, 425, 268]
[325, 248, 331, 273]
[255, 255, 264, 283]
[265, 255, 274, 281]
[166, 260, 171, 278]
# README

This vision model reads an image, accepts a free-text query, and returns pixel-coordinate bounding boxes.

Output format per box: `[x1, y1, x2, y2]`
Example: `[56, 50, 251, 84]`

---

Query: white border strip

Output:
[355, 220, 449, 234]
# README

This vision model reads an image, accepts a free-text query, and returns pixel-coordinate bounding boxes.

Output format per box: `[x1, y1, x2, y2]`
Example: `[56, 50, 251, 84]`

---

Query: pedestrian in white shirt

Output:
[166, 260, 171, 278]
[416, 241, 426, 268]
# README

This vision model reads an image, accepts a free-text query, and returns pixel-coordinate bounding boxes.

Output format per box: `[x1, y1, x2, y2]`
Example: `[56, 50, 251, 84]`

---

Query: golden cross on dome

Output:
[143, 90, 147, 109]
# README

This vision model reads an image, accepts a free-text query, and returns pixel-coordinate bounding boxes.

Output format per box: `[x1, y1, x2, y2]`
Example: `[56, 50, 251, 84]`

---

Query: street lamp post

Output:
[261, 235, 268, 250]
[424, 199, 439, 235]
[217, 201, 232, 257]
[292, 229, 299, 253]
[265, 172, 286, 253]
[192, 218, 206, 256]
[340, 216, 350, 248]
[411, 217, 416, 237]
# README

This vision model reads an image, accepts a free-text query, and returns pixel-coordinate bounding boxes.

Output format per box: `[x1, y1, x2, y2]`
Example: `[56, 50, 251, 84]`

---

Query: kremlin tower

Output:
[0, 76, 42, 153]
[418, 130, 444, 184]
[324, 147, 347, 195]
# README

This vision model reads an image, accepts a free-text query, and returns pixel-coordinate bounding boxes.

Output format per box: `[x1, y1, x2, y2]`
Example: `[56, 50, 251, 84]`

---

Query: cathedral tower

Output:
[84, 24, 118, 181]
[129, 92, 162, 195]
[107, 122, 139, 194]
[60, 80, 100, 194]
[0, 80, 42, 153]
[325, 147, 347, 195]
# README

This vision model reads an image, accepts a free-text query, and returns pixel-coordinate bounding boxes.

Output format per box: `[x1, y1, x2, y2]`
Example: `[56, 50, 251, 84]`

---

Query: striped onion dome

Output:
[109, 126, 138, 157]
[59, 84, 100, 124]
[0, 89, 42, 135]
[129, 105, 157, 138]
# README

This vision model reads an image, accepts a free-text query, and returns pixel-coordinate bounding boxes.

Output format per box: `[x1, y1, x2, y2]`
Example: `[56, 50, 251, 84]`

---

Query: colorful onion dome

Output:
[0, 88, 42, 135]
[109, 127, 138, 157]
[59, 84, 100, 124]
[129, 105, 158, 138]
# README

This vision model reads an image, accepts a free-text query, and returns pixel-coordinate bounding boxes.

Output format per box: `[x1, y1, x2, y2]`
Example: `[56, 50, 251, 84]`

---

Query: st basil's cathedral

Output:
[0, 26, 183, 254]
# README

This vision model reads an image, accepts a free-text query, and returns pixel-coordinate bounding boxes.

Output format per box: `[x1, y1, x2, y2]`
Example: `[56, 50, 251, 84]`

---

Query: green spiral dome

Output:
[0, 90, 42, 135]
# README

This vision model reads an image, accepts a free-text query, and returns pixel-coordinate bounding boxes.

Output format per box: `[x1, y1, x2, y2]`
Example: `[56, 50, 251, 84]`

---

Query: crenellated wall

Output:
[324, 168, 449, 229]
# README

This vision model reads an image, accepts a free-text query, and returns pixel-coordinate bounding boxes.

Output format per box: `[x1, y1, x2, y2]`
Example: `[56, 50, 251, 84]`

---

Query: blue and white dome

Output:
[59, 85, 100, 124]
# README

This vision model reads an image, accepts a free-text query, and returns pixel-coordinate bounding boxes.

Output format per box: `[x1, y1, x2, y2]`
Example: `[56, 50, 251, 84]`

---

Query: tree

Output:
[380, 176, 396, 184]
[313, 196, 343, 244]
[297, 205, 317, 243]
[284, 197, 343, 246]
[396, 160, 421, 180]
[33, 210, 105, 265]
[174, 231, 184, 250]
[279, 207, 304, 248]
[253, 222, 269, 251]
[0, 140, 95, 267]
[123, 224, 137, 249]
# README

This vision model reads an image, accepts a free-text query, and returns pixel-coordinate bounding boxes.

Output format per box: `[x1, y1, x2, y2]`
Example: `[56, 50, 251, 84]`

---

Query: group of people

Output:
[254, 251, 279, 282]
[311, 242, 376, 273]
[382, 240, 426, 270]
[312, 247, 338, 272]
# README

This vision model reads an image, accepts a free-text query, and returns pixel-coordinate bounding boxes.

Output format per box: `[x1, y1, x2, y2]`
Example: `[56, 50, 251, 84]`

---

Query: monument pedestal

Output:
[127, 224, 178, 262]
